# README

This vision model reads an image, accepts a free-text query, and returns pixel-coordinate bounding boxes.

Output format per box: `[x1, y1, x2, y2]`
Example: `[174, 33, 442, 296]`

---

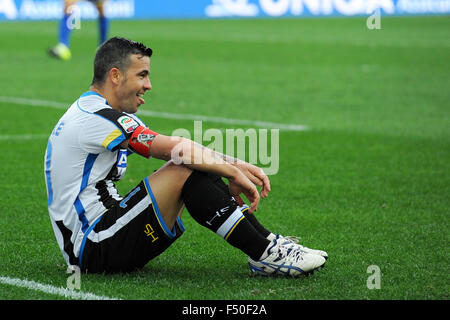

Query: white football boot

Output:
[248, 238, 326, 277]
[268, 234, 328, 260]
[237, 205, 328, 260]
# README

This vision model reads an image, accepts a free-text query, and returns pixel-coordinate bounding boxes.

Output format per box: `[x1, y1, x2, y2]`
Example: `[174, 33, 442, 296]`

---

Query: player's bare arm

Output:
[185, 142, 271, 199]
[120, 132, 265, 213]
[152, 134, 262, 213]
[195, 142, 271, 200]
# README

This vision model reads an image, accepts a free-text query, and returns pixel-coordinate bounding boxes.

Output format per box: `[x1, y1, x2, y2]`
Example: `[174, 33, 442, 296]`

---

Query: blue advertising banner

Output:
[0, 0, 449, 21]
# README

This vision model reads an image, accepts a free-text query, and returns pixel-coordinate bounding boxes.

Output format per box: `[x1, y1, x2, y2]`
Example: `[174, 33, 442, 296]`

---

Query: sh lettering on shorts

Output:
[144, 223, 158, 242]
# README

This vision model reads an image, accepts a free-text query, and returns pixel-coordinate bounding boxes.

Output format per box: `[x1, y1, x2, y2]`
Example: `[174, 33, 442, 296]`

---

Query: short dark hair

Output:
[91, 37, 153, 86]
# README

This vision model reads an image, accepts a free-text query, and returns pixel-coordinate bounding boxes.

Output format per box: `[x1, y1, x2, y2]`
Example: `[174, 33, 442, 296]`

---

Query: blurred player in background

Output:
[48, 0, 109, 60]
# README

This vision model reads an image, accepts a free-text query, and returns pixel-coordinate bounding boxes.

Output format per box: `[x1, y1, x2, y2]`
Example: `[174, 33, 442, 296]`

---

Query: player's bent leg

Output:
[147, 166, 275, 263]
[79, 169, 189, 273]
[181, 170, 271, 261]
[145, 160, 193, 229]
[192, 173, 329, 264]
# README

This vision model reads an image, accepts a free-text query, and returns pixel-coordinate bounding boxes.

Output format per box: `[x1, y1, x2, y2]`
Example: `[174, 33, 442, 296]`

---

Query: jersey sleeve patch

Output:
[117, 115, 139, 134]
[93, 108, 140, 151]
[94, 108, 139, 138]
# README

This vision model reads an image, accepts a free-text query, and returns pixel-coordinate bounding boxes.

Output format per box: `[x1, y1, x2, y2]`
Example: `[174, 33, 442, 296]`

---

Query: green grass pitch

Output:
[0, 16, 449, 300]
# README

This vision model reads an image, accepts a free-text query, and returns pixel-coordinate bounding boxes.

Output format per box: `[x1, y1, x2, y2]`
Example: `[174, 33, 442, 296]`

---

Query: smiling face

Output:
[114, 54, 152, 114]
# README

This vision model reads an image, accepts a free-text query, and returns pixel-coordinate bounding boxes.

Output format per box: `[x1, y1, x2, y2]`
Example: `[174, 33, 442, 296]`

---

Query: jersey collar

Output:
[79, 91, 110, 106]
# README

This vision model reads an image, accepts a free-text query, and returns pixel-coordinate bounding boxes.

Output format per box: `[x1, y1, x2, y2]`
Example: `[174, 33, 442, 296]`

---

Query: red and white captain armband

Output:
[128, 126, 159, 158]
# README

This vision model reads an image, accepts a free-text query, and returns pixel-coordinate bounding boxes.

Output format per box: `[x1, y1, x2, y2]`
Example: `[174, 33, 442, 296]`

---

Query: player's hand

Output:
[232, 161, 271, 199]
[227, 171, 260, 213]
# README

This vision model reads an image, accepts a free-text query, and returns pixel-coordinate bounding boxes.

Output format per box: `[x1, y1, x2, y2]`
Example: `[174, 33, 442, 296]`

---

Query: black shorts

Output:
[79, 177, 185, 273]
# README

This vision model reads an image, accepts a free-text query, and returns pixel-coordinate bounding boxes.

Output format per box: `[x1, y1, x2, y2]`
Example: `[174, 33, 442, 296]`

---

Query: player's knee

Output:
[150, 160, 193, 191]
[165, 160, 192, 178]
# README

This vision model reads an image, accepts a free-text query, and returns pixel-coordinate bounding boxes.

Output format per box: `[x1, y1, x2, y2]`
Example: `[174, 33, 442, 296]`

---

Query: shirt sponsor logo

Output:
[117, 149, 128, 168]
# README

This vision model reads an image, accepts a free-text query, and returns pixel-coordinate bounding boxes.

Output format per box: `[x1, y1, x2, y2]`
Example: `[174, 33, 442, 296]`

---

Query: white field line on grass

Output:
[0, 96, 309, 131]
[0, 276, 120, 300]
[0, 134, 49, 140]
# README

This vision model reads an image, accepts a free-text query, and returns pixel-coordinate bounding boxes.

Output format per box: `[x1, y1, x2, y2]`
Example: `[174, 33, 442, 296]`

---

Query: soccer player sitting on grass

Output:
[44, 37, 328, 276]
[48, 0, 109, 61]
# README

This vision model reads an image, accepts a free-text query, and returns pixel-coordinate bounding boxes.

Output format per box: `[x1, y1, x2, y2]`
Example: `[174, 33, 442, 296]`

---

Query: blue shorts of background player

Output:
[48, 0, 109, 60]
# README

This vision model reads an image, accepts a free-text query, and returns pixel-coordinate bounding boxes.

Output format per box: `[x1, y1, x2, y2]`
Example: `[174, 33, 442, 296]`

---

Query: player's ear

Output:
[109, 68, 122, 86]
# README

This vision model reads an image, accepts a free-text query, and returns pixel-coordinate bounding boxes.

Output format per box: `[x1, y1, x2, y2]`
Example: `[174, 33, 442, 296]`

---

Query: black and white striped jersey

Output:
[44, 91, 146, 266]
